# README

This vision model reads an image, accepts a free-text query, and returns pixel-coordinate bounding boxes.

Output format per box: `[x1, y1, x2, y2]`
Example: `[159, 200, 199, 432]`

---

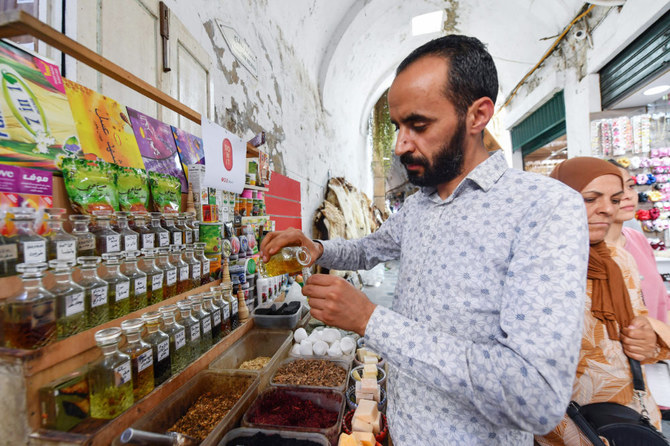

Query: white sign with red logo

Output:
[201, 117, 246, 193]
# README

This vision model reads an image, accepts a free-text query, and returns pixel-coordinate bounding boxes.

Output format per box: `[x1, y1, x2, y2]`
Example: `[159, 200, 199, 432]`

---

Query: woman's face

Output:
[613, 167, 638, 223]
[581, 174, 624, 244]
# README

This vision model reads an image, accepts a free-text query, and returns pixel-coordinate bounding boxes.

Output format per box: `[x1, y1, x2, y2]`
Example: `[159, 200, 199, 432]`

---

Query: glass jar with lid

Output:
[182, 244, 201, 289]
[156, 247, 177, 299]
[170, 246, 190, 295]
[131, 212, 155, 250]
[101, 252, 130, 319]
[113, 212, 139, 253]
[76, 256, 109, 328]
[88, 327, 133, 419]
[121, 250, 148, 312]
[186, 212, 199, 242]
[163, 213, 183, 247]
[210, 285, 231, 336]
[44, 208, 77, 262]
[194, 242, 210, 285]
[91, 211, 121, 256]
[9, 208, 47, 265]
[69, 215, 96, 257]
[149, 212, 170, 248]
[141, 311, 171, 386]
[120, 318, 154, 401]
[221, 282, 239, 330]
[176, 300, 200, 362]
[176, 213, 193, 245]
[202, 292, 222, 343]
[48, 259, 86, 340]
[188, 294, 212, 354]
[139, 248, 164, 305]
[3, 262, 56, 349]
[158, 304, 189, 374]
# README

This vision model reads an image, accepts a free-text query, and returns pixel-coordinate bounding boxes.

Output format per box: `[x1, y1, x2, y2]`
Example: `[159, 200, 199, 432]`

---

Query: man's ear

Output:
[466, 97, 495, 135]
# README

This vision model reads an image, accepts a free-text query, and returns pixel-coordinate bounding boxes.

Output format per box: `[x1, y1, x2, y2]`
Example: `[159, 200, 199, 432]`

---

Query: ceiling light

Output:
[412, 11, 445, 37]
[643, 85, 670, 96]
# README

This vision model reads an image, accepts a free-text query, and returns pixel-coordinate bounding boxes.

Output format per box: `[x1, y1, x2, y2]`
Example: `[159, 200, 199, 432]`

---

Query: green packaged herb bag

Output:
[115, 165, 149, 212]
[62, 157, 119, 214]
[148, 171, 181, 213]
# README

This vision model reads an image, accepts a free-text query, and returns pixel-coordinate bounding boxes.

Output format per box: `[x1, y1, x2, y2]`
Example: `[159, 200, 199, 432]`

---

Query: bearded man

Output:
[261, 35, 589, 445]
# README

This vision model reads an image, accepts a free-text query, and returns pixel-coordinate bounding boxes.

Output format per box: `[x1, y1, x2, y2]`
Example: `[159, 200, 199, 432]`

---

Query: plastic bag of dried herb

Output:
[148, 171, 181, 213]
[62, 157, 119, 214]
[115, 165, 149, 212]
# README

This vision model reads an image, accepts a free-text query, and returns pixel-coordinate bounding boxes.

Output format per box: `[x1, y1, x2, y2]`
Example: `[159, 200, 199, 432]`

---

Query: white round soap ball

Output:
[299, 341, 313, 356]
[327, 342, 343, 357]
[294, 327, 308, 343]
[340, 336, 355, 355]
[322, 328, 341, 344]
[308, 330, 323, 343]
[291, 343, 302, 356]
[312, 340, 329, 356]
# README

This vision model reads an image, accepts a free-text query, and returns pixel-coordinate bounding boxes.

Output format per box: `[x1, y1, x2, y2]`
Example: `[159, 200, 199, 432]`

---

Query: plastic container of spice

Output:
[270, 357, 351, 393]
[218, 427, 330, 446]
[209, 329, 293, 389]
[114, 370, 259, 446]
[242, 387, 345, 446]
[251, 302, 301, 329]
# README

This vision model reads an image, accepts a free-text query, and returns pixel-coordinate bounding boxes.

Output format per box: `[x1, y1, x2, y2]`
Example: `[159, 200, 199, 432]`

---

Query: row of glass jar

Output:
[0, 208, 203, 277]
[1, 244, 217, 350]
[88, 287, 241, 419]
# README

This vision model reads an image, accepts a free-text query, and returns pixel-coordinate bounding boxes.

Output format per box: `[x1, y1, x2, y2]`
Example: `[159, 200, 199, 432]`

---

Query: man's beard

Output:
[400, 119, 466, 187]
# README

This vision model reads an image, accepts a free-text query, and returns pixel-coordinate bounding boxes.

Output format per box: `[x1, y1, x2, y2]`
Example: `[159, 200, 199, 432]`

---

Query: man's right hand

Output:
[259, 227, 323, 265]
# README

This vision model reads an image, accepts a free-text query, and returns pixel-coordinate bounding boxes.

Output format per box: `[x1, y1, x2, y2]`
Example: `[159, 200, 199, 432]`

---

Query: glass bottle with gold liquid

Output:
[120, 318, 154, 401]
[91, 211, 121, 256]
[188, 294, 212, 355]
[156, 247, 177, 299]
[163, 214, 183, 247]
[170, 246, 190, 295]
[182, 245, 201, 289]
[101, 253, 130, 319]
[113, 212, 140, 253]
[158, 304, 189, 374]
[176, 300, 200, 362]
[210, 285, 231, 336]
[131, 213, 155, 250]
[45, 208, 77, 262]
[10, 208, 47, 265]
[76, 256, 109, 328]
[176, 214, 193, 246]
[139, 248, 164, 305]
[259, 246, 311, 277]
[194, 242, 210, 285]
[186, 213, 199, 243]
[69, 215, 96, 257]
[121, 251, 148, 313]
[149, 212, 170, 248]
[202, 292, 222, 343]
[141, 311, 171, 386]
[88, 327, 133, 419]
[0, 209, 18, 278]
[221, 282, 239, 330]
[48, 259, 86, 340]
[3, 262, 56, 349]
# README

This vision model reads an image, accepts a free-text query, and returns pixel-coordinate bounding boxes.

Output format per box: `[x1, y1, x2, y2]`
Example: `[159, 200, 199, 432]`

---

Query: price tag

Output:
[115, 361, 132, 386]
[106, 235, 121, 252]
[134, 277, 147, 295]
[0, 243, 17, 261]
[137, 350, 153, 373]
[173, 232, 182, 245]
[142, 233, 155, 249]
[191, 264, 201, 280]
[152, 273, 164, 291]
[167, 269, 177, 286]
[22, 240, 46, 263]
[78, 237, 95, 251]
[66, 291, 85, 316]
[56, 240, 76, 260]
[202, 317, 212, 333]
[124, 235, 138, 252]
[179, 266, 189, 282]
[175, 329, 186, 350]
[190, 324, 200, 341]
[185, 231, 193, 244]
[116, 282, 130, 301]
[157, 340, 170, 362]
[212, 309, 221, 326]
[91, 286, 108, 307]
[159, 232, 170, 246]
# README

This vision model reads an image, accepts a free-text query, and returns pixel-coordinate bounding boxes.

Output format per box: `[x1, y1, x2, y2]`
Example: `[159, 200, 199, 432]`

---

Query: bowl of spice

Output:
[270, 357, 350, 392]
[242, 387, 345, 446]
[220, 427, 330, 445]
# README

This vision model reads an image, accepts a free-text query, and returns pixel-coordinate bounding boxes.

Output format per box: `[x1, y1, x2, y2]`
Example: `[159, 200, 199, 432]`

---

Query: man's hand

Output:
[621, 315, 658, 362]
[302, 274, 377, 336]
[260, 228, 323, 265]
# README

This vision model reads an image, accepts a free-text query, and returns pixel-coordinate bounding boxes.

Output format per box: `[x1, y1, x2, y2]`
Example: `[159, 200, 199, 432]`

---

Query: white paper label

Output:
[78, 237, 95, 251]
[212, 308, 221, 326]
[202, 317, 211, 333]
[152, 273, 163, 290]
[124, 235, 138, 252]
[65, 291, 85, 317]
[194, 231, 199, 242]
[173, 232, 182, 245]
[157, 340, 170, 362]
[106, 235, 120, 252]
[167, 269, 177, 286]
[0, 243, 17, 261]
[134, 277, 147, 295]
[190, 324, 200, 340]
[185, 231, 193, 244]
[159, 232, 169, 246]
[137, 350, 153, 372]
[115, 361, 131, 386]
[202, 260, 210, 275]
[142, 233, 155, 249]
[179, 266, 189, 281]
[22, 240, 46, 263]
[222, 303, 230, 320]
[91, 285, 108, 307]
[192, 263, 201, 279]
[56, 240, 76, 260]
[232, 299, 238, 315]
[175, 329, 186, 350]
[116, 282, 130, 301]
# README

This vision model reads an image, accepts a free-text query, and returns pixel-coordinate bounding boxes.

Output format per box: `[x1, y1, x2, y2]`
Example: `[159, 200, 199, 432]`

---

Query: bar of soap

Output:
[353, 432, 376, 446]
[362, 364, 377, 379]
[357, 348, 370, 362]
[363, 355, 378, 364]
[356, 392, 374, 403]
[338, 433, 358, 446]
[351, 416, 373, 433]
[354, 399, 379, 423]
[371, 411, 382, 434]
[360, 378, 377, 393]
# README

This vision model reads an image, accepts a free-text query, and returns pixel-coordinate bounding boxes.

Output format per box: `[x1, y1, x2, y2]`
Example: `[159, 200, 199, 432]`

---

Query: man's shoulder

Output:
[500, 168, 582, 202]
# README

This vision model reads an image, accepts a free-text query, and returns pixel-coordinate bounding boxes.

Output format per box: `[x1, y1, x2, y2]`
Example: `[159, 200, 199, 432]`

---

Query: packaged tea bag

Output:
[115, 166, 150, 212]
[62, 157, 119, 214]
[148, 171, 181, 213]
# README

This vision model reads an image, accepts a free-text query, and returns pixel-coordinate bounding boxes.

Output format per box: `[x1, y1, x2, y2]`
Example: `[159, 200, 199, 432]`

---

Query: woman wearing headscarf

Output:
[536, 157, 670, 446]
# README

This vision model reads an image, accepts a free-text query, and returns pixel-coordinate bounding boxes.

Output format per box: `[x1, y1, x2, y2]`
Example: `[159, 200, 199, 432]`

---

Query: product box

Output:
[208, 187, 217, 205]
[39, 368, 89, 431]
[187, 164, 208, 221]
[0, 164, 21, 210]
[18, 165, 53, 210]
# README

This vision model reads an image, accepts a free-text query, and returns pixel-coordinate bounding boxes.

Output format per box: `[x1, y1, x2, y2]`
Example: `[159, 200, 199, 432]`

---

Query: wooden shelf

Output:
[243, 184, 269, 192]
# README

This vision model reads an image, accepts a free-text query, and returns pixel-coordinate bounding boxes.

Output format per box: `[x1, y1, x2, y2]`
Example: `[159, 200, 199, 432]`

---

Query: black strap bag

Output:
[567, 358, 669, 446]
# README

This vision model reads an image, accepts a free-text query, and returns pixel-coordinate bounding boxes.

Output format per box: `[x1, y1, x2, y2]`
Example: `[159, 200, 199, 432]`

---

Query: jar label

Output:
[137, 350, 153, 373]
[56, 240, 76, 260]
[124, 235, 138, 252]
[167, 269, 177, 286]
[66, 291, 85, 316]
[116, 282, 130, 301]
[134, 277, 147, 295]
[23, 240, 46, 263]
[194, 232, 199, 242]
[115, 361, 131, 386]
[212, 309, 221, 326]
[173, 232, 182, 245]
[159, 232, 169, 246]
[157, 340, 169, 362]
[232, 299, 239, 315]
[78, 237, 95, 251]
[179, 266, 189, 282]
[106, 235, 121, 252]
[202, 260, 210, 276]
[142, 233, 155, 249]
[91, 285, 108, 307]
[192, 264, 201, 279]
[190, 323, 200, 340]
[175, 329, 186, 350]
[0, 243, 17, 261]
[152, 273, 163, 290]
[185, 231, 193, 244]
[222, 303, 230, 320]
[202, 317, 212, 333]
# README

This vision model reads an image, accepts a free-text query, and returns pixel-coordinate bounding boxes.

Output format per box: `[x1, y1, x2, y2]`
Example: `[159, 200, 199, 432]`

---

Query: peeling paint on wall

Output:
[442, 0, 460, 33]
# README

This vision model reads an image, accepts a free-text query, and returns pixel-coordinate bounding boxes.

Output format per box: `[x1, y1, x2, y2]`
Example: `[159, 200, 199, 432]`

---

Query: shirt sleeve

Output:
[363, 192, 589, 435]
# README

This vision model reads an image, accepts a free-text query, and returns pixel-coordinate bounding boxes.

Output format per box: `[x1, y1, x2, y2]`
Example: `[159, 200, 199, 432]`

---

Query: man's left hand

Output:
[621, 315, 658, 362]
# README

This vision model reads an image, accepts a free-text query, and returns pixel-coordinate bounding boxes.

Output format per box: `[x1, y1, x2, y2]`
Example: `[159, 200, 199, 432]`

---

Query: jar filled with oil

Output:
[76, 256, 109, 329]
[69, 215, 96, 257]
[48, 259, 86, 340]
[141, 311, 171, 386]
[121, 250, 147, 313]
[158, 304, 189, 374]
[139, 248, 164, 305]
[156, 247, 177, 299]
[259, 246, 311, 277]
[120, 318, 154, 401]
[101, 252, 130, 319]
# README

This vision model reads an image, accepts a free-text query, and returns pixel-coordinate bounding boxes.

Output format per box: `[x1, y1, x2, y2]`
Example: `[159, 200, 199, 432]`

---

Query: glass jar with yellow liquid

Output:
[120, 318, 154, 401]
[259, 246, 311, 277]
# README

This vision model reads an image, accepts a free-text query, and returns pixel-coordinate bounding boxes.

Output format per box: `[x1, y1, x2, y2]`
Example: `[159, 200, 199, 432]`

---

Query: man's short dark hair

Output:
[396, 35, 498, 116]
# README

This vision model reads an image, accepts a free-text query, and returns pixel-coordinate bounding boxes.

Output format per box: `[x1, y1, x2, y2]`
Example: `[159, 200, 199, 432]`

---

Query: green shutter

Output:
[600, 10, 670, 109]
[511, 91, 566, 155]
